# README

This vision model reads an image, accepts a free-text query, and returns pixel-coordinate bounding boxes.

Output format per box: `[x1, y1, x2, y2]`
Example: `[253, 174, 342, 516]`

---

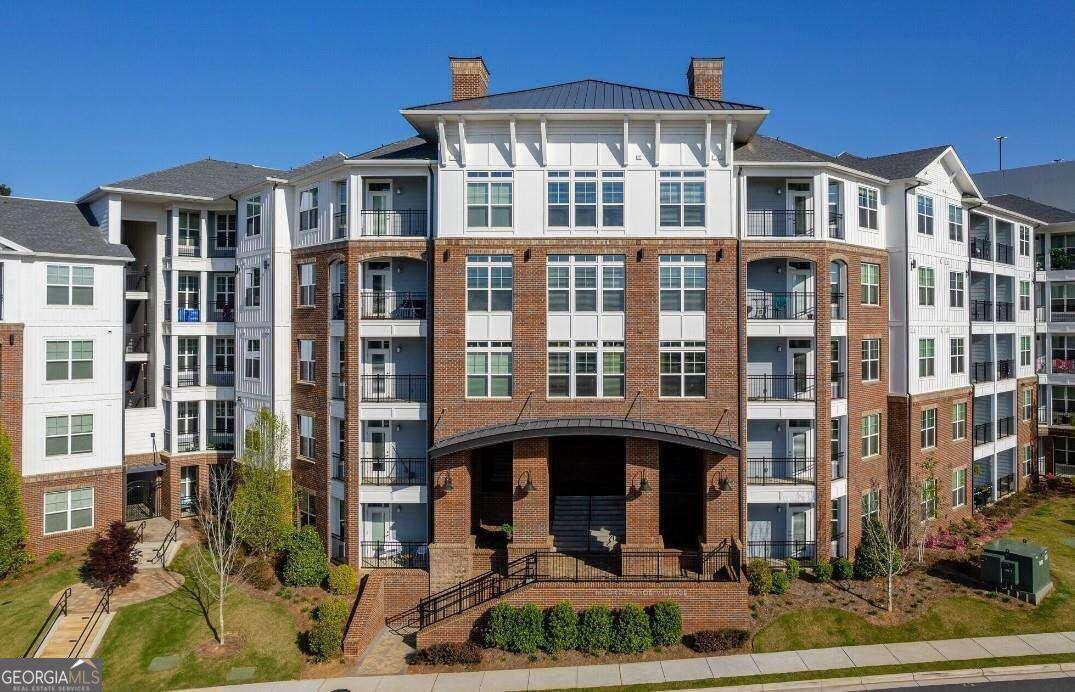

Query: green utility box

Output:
[981, 538, 1053, 604]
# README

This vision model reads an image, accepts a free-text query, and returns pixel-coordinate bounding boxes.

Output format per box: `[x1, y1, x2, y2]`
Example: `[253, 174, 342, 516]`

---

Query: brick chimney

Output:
[687, 57, 724, 100]
[449, 56, 490, 101]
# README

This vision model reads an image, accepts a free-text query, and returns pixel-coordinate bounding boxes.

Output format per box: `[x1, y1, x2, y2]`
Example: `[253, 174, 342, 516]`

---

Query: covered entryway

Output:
[125, 467, 162, 522]
[549, 437, 625, 552]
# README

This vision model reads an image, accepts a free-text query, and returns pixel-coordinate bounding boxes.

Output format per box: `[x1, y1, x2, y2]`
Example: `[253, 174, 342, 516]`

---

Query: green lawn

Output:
[754, 496, 1075, 652]
[95, 546, 303, 691]
[0, 559, 79, 657]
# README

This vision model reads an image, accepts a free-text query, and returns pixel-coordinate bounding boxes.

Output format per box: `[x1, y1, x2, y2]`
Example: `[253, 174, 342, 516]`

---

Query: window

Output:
[950, 337, 965, 374]
[214, 400, 234, 434]
[179, 467, 197, 514]
[244, 339, 261, 380]
[178, 211, 199, 253]
[1019, 225, 1031, 257]
[176, 337, 198, 381]
[45, 414, 93, 456]
[46, 265, 93, 306]
[660, 341, 706, 397]
[601, 171, 625, 226]
[948, 204, 963, 241]
[245, 195, 262, 237]
[857, 186, 879, 230]
[827, 180, 843, 236]
[43, 488, 93, 534]
[298, 339, 315, 382]
[861, 339, 880, 381]
[861, 488, 880, 524]
[547, 255, 625, 313]
[949, 271, 964, 308]
[546, 171, 622, 228]
[659, 255, 706, 311]
[177, 401, 198, 438]
[215, 212, 237, 249]
[466, 341, 513, 397]
[335, 180, 348, 234]
[918, 267, 935, 306]
[299, 187, 319, 231]
[919, 338, 935, 377]
[659, 171, 705, 227]
[467, 171, 513, 228]
[860, 263, 879, 305]
[177, 273, 199, 310]
[919, 478, 937, 521]
[297, 488, 316, 527]
[244, 267, 261, 307]
[920, 408, 936, 449]
[1022, 444, 1033, 476]
[299, 264, 316, 306]
[952, 402, 967, 439]
[831, 499, 840, 542]
[46, 340, 92, 381]
[916, 195, 934, 235]
[466, 255, 513, 311]
[213, 338, 234, 374]
[298, 414, 314, 459]
[951, 468, 967, 508]
[547, 340, 624, 397]
[1022, 388, 1033, 421]
[1020, 335, 1032, 367]
[861, 413, 880, 458]
[214, 275, 235, 316]
[1019, 280, 1031, 311]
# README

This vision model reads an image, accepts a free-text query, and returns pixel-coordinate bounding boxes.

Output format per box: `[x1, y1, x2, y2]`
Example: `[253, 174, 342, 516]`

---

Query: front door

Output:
[791, 508, 809, 558]
[788, 423, 810, 482]
[366, 182, 392, 236]
[368, 506, 388, 543]
[788, 263, 812, 318]
[366, 340, 391, 399]
[366, 261, 390, 317]
[788, 339, 813, 399]
[787, 181, 813, 236]
[367, 420, 390, 483]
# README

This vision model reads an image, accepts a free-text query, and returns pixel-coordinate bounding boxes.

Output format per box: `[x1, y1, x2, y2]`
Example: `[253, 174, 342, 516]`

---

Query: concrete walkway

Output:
[191, 631, 1075, 691]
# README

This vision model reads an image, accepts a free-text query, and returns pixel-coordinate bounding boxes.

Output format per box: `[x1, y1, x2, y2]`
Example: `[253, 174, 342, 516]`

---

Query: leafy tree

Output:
[232, 408, 293, 557]
[0, 184, 10, 197]
[0, 425, 28, 578]
[854, 483, 914, 611]
[83, 520, 139, 589]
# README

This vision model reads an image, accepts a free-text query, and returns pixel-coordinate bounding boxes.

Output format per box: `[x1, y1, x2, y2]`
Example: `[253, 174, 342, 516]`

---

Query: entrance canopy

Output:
[429, 417, 740, 459]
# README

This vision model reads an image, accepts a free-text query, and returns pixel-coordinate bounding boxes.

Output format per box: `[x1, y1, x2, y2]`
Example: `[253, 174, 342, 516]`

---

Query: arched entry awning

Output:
[428, 417, 740, 459]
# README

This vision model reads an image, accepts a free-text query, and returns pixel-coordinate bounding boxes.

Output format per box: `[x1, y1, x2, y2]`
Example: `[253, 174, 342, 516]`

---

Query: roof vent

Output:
[687, 57, 724, 100]
[449, 56, 489, 101]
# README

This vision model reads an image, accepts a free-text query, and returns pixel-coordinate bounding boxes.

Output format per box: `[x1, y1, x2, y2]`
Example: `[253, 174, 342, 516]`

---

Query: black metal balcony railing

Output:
[176, 433, 200, 453]
[360, 209, 427, 237]
[830, 291, 845, 320]
[973, 484, 993, 509]
[746, 291, 816, 320]
[995, 301, 1014, 322]
[209, 305, 235, 322]
[747, 374, 815, 401]
[1036, 254, 1047, 271]
[126, 391, 151, 409]
[997, 416, 1015, 439]
[974, 421, 993, 446]
[360, 290, 428, 320]
[745, 209, 815, 237]
[360, 458, 427, 486]
[177, 244, 200, 258]
[972, 361, 993, 383]
[125, 266, 149, 292]
[177, 371, 199, 387]
[207, 431, 234, 451]
[125, 332, 148, 354]
[995, 243, 1014, 265]
[333, 210, 348, 239]
[970, 238, 992, 260]
[746, 457, 816, 485]
[1050, 307, 1075, 322]
[746, 540, 817, 564]
[1052, 409, 1074, 427]
[331, 291, 345, 320]
[330, 373, 345, 401]
[996, 360, 1015, 380]
[360, 541, 429, 569]
[971, 300, 993, 321]
[359, 374, 427, 403]
[332, 452, 345, 481]
[830, 371, 847, 400]
[208, 371, 234, 387]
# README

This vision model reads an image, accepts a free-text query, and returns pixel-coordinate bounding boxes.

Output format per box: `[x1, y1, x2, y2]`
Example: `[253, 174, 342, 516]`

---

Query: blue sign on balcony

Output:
[178, 308, 201, 322]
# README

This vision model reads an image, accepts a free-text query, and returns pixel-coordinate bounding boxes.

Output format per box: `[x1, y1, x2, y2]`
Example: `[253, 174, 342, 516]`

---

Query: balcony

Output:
[828, 213, 844, 240]
[359, 541, 429, 569]
[997, 416, 1015, 440]
[330, 374, 345, 401]
[996, 360, 1015, 380]
[746, 291, 815, 320]
[970, 238, 992, 261]
[972, 361, 993, 383]
[207, 430, 234, 451]
[208, 371, 234, 387]
[331, 292, 345, 320]
[995, 243, 1014, 265]
[176, 307, 201, 323]
[831, 451, 846, 480]
[209, 305, 235, 322]
[360, 291, 427, 320]
[360, 210, 427, 237]
[971, 300, 993, 322]
[746, 457, 815, 485]
[746, 540, 816, 565]
[359, 374, 427, 403]
[973, 421, 993, 446]
[176, 433, 200, 453]
[125, 266, 149, 292]
[177, 244, 200, 258]
[177, 371, 199, 387]
[830, 372, 847, 400]
[126, 391, 151, 409]
[745, 209, 815, 238]
[747, 374, 815, 401]
[995, 301, 1013, 322]
[332, 452, 345, 481]
[359, 458, 427, 485]
[125, 332, 148, 354]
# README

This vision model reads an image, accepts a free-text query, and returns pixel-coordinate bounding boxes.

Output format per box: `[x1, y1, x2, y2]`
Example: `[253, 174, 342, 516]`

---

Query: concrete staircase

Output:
[134, 517, 184, 568]
[551, 495, 625, 552]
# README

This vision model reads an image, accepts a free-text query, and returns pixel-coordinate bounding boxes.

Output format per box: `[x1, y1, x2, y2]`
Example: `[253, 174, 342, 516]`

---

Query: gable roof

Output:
[404, 79, 765, 112]
[0, 197, 132, 259]
[352, 136, 438, 160]
[985, 194, 1075, 224]
[103, 158, 283, 199]
[736, 135, 839, 164]
[835, 145, 951, 180]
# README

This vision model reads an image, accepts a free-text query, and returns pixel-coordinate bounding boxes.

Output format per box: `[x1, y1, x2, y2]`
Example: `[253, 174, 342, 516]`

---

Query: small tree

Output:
[855, 483, 914, 612]
[0, 184, 10, 197]
[189, 462, 244, 644]
[0, 425, 28, 578]
[232, 408, 293, 558]
[83, 520, 139, 589]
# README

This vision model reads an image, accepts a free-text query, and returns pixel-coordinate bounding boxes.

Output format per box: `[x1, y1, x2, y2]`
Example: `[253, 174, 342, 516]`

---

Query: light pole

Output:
[994, 135, 1007, 171]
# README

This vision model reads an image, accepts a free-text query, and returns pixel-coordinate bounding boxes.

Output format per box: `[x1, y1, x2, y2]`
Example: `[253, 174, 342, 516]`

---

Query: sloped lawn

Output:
[0, 557, 80, 657]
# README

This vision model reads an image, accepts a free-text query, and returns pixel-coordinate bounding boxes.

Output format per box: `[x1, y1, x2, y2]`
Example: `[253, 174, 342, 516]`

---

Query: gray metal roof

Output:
[985, 194, 1075, 224]
[405, 79, 765, 112]
[352, 136, 437, 160]
[104, 158, 283, 199]
[835, 145, 951, 180]
[428, 417, 740, 458]
[0, 197, 133, 259]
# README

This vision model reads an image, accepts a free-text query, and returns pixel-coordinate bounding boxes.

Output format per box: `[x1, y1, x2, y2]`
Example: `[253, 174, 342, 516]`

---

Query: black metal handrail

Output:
[747, 374, 815, 401]
[746, 457, 816, 485]
[995, 301, 1013, 321]
[177, 244, 200, 257]
[746, 209, 815, 237]
[746, 291, 816, 320]
[209, 306, 235, 322]
[176, 433, 199, 453]
[331, 291, 345, 320]
[360, 374, 427, 402]
[995, 243, 1014, 265]
[360, 209, 427, 237]
[152, 520, 180, 567]
[207, 431, 234, 450]
[996, 359, 1015, 380]
[746, 540, 817, 564]
[971, 299, 993, 321]
[973, 421, 993, 446]
[997, 415, 1015, 439]
[970, 237, 992, 260]
[177, 371, 199, 387]
[22, 587, 71, 657]
[972, 361, 993, 383]
[69, 587, 112, 658]
[360, 290, 427, 320]
[830, 371, 847, 399]
[360, 541, 429, 569]
[208, 371, 235, 387]
[359, 457, 427, 485]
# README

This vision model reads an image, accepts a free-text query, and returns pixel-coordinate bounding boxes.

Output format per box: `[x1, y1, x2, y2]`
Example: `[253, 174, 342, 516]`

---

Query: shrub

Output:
[770, 571, 789, 595]
[855, 517, 901, 580]
[832, 557, 854, 581]
[45, 551, 65, 564]
[245, 557, 277, 590]
[82, 520, 139, 589]
[649, 601, 682, 646]
[688, 628, 750, 653]
[508, 603, 545, 654]
[814, 560, 833, 582]
[747, 559, 773, 595]
[784, 557, 801, 580]
[327, 564, 359, 595]
[0, 426, 29, 579]
[409, 642, 482, 666]
[611, 603, 652, 653]
[483, 602, 516, 650]
[577, 605, 614, 654]
[308, 597, 350, 660]
[283, 525, 329, 587]
[544, 602, 579, 652]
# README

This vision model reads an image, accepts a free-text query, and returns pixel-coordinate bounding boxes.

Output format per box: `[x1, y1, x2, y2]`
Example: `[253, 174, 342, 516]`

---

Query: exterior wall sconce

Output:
[709, 473, 733, 493]
[632, 471, 651, 493]
[716, 248, 724, 262]
[524, 248, 531, 262]
[516, 470, 536, 494]
[442, 249, 450, 262]
[636, 248, 645, 263]
[437, 471, 453, 492]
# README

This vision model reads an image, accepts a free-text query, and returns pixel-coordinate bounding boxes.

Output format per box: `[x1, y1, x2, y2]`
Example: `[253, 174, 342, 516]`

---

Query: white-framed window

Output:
[601, 171, 625, 226]
[950, 337, 965, 374]
[547, 170, 625, 229]
[46, 265, 93, 306]
[948, 204, 963, 241]
[1022, 388, 1033, 421]
[861, 413, 880, 458]
[214, 400, 234, 434]
[466, 171, 513, 228]
[1022, 444, 1033, 476]
[857, 186, 879, 230]
[1019, 224, 1031, 257]
[861, 338, 880, 381]
[1020, 335, 1032, 367]
[919, 338, 935, 377]
[466, 255, 513, 312]
[920, 407, 936, 449]
[919, 478, 937, 521]
[179, 466, 197, 514]
[177, 401, 198, 436]
[952, 402, 967, 439]
[951, 468, 967, 508]
[43, 488, 93, 534]
[949, 271, 964, 308]
[860, 262, 879, 305]
[215, 212, 237, 249]
[299, 187, 319, 232]
[659, 340, 706, 397]
[45, 414, 93, 456]
[46, 340, 92, 381]
[918, 266, 935, 306]
[335, 180, 348, 234]
[244, 267, 261, 307]
[299, 263, 316, 306]
[917, 195, 934, 235]
[1019, 280, 1031, 311]
[658, 171, 705, 227]
[861, 488, 880, 524]
[297, 488, 316, 527]
[214, 275, 235, 315]
[659, 255, 706, 312]
[244, 338, 261, 380]
[176, 337, 198, 379]
[245, 195, 262, 237]
[548, 340, 625, 398]
[547, 255, 625, 312]
[466, 341, 513, 397]
[297, 413, 314, 459]
[177, 273, 199, 310]
[178, 210, 200, 252]
[298, 339, 315, 382]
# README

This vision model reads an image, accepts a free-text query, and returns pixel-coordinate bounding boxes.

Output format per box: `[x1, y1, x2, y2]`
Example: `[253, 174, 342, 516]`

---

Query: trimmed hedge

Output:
[832, 557, 854, 581]
[283, 525, 329, 587]
[688, 628, 750, 653]
[610, 603, 652, 653]
[649, 601, 682, 646]
[483, 602, 515, 650]
[509, 603, 545, 654]
[814, 560, 833, 582]
[545, 602, 579, 652]
[747, 559, 772, 595]
[409, 642, 482, 665]
[784, 557, 801, 580]
[577, 605, 614, 654]
[327, 564, 359, 595]
[308, 597, 350, 660]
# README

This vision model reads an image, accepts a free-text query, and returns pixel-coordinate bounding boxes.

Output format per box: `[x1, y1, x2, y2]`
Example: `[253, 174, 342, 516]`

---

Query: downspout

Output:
[425, 162, 436, 548]
[903, 180, 925, 537]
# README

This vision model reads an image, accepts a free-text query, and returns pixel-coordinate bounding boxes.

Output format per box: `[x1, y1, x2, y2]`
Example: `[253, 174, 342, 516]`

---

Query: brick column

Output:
[429, 451, 474, 592]
[623, 438, 662, 548]
[701, 451, 739, 547]
[508, 438, 552, 561]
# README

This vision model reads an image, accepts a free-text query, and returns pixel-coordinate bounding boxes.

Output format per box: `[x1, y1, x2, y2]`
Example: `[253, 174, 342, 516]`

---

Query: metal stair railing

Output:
[22, 587, 70, 657]
[68, 587, 112, 658]
[152, 520, 180, 567]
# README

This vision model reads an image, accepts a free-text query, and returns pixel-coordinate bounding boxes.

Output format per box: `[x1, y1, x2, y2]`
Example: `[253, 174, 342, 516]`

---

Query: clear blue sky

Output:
[3, 1, 1073, 201]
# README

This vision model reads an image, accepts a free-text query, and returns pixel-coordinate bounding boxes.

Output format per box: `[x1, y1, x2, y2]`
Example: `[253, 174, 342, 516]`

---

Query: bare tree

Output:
[189, 462, 243, 644]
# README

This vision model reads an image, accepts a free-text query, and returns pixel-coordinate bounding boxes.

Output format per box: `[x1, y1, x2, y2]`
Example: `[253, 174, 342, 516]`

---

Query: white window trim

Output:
[466, 171, 514, 230]
[466, 255, 513, 313]
[547, 339, 625, 399]
[857, 186, 880, 231]
[43, 487, 94, 535]
[657, 170, 707, 229]
[466, 340, 513, 399]
[659, 340, 707, 398]
[545, 170, 625, 231]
